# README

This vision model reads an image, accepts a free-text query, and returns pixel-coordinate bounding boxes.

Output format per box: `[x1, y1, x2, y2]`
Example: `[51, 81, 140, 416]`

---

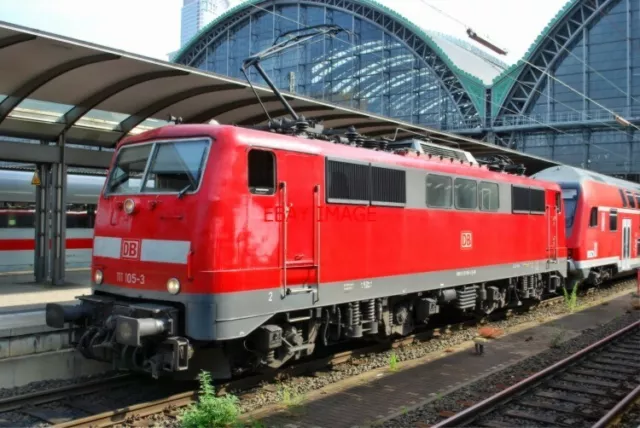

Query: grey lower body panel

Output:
[93, 258, 567, 341]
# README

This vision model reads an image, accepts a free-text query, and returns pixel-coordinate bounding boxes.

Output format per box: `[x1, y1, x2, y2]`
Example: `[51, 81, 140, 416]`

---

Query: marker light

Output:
[94, 269, 103, 285]
[123, 199, 136, 214]
[167, 278, 181, 295]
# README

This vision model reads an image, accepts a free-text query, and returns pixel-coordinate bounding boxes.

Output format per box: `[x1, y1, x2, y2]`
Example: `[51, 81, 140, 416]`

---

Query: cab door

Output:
[277, 149, 322, 299]
[547, 190, 560, 263]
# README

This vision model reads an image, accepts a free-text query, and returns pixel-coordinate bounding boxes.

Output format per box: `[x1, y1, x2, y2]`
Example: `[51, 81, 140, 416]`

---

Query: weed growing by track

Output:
[388, 352, 399, 371]
[180, 370, 240, 427]
[562, 283, 580, 312]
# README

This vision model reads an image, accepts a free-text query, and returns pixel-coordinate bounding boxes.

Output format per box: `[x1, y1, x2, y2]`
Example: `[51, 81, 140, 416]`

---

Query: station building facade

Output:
[173, 0, 640, 181]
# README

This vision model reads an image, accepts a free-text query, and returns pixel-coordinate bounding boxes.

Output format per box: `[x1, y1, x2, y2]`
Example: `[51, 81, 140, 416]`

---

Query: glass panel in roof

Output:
[12, 98, 73, 123]
[76, 109, 129, 131]
[129, 118, 169, 136]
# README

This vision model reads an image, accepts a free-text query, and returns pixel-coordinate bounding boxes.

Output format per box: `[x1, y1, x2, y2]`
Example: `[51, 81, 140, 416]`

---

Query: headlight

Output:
[123, 199, 136, 214]
[94, 269, 103, 285]
[167, 278, 180, 295]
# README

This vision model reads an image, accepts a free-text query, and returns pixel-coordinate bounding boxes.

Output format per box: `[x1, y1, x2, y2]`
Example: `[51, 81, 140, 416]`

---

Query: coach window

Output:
[248, 149, 276, 195]
[478, 182, 499, 211]
[627, 192, 636, 208]
[454, 178, 477, 210]
[619, 189, 628, 208]
[635, 195, 640, 208]
[426, 174, 452, 208]
[610, 209, 618, 231]
[589, 207, 598, 227]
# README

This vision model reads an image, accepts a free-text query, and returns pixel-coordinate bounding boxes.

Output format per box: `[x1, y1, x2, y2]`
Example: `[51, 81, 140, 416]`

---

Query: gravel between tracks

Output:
[236, 281, 636, 416]
[1, 281, 635, 428]
[0, 370, 120, 400]
[380, 306, 640, 428]
[617, 400, 640, 428]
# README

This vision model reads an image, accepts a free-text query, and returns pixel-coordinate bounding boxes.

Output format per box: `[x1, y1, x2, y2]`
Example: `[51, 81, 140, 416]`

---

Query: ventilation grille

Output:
[418, 142, 469, 162]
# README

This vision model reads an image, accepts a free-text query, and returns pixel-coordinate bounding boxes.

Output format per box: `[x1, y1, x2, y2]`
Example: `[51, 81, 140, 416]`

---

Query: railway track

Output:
[432, 319, 640, 428]
[0, 288, 616, 427]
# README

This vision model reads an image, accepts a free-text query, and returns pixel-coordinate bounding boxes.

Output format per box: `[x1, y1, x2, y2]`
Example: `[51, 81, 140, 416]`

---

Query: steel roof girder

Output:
[237, 105, 342, 126]
[184, 95, 292, 123]
[0, 139, 111, 168]
[497, 0, 616, 119]
[57, 69, 189, 136]
[0, 53, 119, 125]
[0, 33, 36, 49]
[174, 0, 478, 122]
[115, 83, 242, 141]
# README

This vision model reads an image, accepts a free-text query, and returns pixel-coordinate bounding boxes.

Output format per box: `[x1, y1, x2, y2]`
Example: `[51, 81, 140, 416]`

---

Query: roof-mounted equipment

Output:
[241, 24, 351, 138]
[475, 154, 526, 175]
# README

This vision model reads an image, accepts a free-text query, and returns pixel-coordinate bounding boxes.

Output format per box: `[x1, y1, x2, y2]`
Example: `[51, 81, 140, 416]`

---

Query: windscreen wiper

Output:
[177, 183, 192, 199]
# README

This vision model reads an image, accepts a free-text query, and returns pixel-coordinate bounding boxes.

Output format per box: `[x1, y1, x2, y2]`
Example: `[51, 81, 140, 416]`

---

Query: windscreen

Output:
[562, 188, 578, 230]
[106, 139, 210, 195]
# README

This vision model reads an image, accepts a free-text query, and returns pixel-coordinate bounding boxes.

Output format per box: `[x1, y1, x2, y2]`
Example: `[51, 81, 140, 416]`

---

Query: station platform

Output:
[0, 269, 91, 314]
[0, 269, 106, 389]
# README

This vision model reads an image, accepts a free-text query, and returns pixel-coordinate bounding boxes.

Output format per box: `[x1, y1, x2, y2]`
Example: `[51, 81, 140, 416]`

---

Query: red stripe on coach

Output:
[0, 238, 93, 251]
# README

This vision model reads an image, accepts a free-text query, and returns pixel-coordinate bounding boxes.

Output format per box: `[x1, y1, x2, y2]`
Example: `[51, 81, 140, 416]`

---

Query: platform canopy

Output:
[0, 20, 559, 173]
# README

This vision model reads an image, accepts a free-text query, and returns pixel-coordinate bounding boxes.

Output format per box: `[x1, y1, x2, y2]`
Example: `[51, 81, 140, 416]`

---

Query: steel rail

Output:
[46, 294, 568, 427]
[592, 384, 640, 428]
[0, 374, 133, 414]
[431, 318, 640, 427]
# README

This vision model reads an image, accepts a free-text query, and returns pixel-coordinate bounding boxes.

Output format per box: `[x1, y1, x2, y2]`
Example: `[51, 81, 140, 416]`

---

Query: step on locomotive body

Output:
[46, 123, 568, 379]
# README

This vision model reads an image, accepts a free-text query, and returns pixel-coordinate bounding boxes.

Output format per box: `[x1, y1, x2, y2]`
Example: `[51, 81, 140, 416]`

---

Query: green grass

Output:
[179, 370, 241, 428]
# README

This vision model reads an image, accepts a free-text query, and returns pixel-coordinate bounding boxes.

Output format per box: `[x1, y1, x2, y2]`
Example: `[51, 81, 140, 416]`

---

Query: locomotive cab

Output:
[46, 130, 217, 378]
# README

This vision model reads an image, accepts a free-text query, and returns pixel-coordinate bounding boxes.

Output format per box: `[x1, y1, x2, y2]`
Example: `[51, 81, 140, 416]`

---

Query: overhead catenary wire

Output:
[246, 3, 630, 164]
[421, 0, 640, 131]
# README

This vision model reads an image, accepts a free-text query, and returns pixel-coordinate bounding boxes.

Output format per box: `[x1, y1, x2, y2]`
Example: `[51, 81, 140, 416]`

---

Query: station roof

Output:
[0, 20, 558, 174]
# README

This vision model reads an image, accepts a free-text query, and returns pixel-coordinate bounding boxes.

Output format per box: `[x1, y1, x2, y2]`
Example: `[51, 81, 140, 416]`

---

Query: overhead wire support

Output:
[466, 28, 508, 56]
[241, 24, 351, 123]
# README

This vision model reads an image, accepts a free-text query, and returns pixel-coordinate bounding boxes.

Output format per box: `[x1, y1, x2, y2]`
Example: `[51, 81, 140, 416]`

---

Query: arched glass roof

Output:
[172, 0, 509, 127]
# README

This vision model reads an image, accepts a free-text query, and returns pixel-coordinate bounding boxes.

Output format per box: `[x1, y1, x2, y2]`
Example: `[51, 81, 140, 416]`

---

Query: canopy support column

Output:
[34, 161, 51, 283]
[50, 134, 67, 285]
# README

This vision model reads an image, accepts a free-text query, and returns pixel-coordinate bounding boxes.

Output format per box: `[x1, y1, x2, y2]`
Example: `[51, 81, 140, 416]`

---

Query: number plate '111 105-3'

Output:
[116, 272, 146, 285]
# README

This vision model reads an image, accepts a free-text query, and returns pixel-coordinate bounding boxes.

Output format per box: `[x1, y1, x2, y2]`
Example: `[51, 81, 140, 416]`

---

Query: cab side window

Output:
[248, 149, 276, 195]
[610, 209, 618, 231]
[589, 207, 598, 227]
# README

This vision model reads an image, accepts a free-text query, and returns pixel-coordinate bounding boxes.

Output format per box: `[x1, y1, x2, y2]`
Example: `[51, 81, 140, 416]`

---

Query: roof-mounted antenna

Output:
[241, 24, 351, 125]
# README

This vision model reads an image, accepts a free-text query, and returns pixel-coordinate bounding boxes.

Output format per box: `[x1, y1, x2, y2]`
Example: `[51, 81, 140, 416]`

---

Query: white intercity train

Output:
[0, 169, 105, 273]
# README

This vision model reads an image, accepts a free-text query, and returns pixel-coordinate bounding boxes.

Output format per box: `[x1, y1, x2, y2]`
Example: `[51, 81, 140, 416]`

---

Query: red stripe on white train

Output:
[0, 238, 93, 251]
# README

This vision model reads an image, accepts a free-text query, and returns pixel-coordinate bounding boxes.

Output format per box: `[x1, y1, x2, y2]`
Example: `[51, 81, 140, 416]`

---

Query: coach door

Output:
[621, 218, 632, 270]
[277, 150, 322, 300]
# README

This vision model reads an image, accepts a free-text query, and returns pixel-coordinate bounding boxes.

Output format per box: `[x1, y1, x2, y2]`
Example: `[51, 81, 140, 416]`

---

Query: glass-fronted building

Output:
[181, 0, 233, 48]
[173, 0, 640, 181]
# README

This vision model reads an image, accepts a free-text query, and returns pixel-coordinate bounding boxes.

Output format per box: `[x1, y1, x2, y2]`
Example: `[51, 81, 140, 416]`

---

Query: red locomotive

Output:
[533, 165, 640, 287]
[45, 25, 571, 379]
[45, 121, 568, 378]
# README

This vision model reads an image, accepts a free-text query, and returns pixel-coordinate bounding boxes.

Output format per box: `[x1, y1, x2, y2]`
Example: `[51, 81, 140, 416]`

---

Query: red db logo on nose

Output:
[461, 232, 473, 249]
[121, 239, 141, 260]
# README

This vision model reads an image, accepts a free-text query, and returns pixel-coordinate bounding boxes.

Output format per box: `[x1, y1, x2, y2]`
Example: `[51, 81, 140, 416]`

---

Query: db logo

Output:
[121, 239, 141, 260]
[461, 231, 473, 249]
